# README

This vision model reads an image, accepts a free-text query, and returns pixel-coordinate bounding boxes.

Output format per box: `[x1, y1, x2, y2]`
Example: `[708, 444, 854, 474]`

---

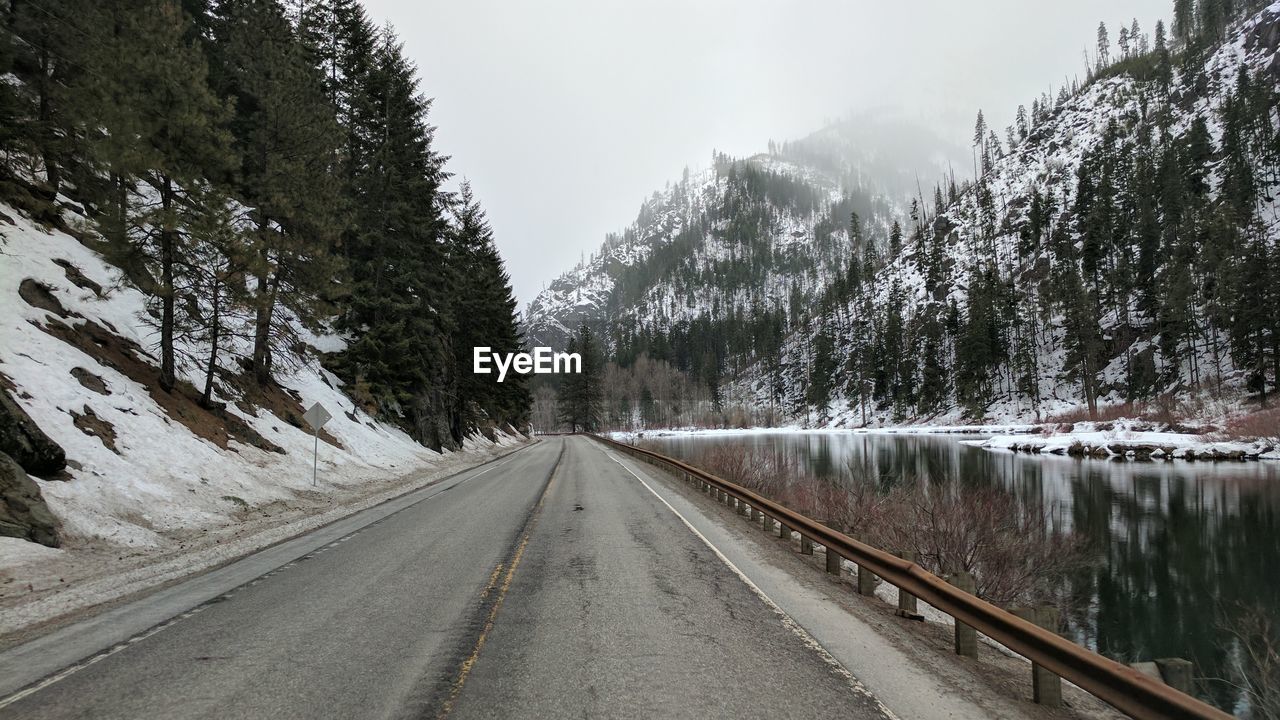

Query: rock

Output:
[70, 405, 117, 453]
[0, 389, 66, 476]
[52, 259, 103, 298]
[18, 278, 68, 317]
[0, 450, 61, 547]
[70, 367, 110, 395]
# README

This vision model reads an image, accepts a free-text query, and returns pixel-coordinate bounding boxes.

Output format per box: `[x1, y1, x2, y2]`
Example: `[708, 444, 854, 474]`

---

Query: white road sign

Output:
[303, 402, 331, 430]
[303, 402, 331, 486]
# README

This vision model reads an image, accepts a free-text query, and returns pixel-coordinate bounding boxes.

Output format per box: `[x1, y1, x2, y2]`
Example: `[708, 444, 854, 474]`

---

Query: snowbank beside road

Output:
[0, 202, 532, 636]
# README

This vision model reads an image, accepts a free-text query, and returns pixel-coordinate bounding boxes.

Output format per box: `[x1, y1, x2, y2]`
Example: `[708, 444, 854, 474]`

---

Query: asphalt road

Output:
[0, 436, 889, 720]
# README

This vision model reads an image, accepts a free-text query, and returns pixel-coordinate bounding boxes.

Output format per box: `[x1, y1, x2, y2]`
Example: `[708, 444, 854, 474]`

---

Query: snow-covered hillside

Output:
[0, 201, 522, 553]
[727, 2, 1280, 428]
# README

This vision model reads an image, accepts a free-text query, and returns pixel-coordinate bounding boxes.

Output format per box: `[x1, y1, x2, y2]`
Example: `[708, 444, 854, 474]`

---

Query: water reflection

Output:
[642, 431, 1280, 712]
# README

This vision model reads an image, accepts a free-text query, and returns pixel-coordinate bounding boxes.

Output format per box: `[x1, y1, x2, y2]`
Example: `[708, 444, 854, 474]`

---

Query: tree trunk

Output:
[201, 274, 222, 408]
[36, 47, 59, 198]
[251, 220, 277, 385]
[159, 176, 176, 393]
[1259, 331, 1269, 410]
[252, 270, 271, 384]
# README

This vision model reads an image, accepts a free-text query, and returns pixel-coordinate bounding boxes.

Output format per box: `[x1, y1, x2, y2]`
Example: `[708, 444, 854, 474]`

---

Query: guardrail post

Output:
[1155, 658, 1194, 695]
[1130, 658, 1196, 695]
[747, 506, 758, 522]
[895, 550, 920, 619]
[824, 546, 841, 575]
[949, 571, 978, 657]
[800, 535, 813, 555]
[854, 534, 878, 596]
[1013, 606, 1062, 706]
[778, 520, 791, 542]
[760, 512, 771, 532]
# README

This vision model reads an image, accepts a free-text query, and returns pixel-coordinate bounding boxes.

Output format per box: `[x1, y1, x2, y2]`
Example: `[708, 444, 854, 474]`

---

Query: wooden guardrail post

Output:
[1013, 606, 1062, 706]
[800, 535, 813, 555]
[778, 520, 791, 542]
[760, 512, 771, 532]
[894, 551, 921, 619]
[950, 571, 978, 656]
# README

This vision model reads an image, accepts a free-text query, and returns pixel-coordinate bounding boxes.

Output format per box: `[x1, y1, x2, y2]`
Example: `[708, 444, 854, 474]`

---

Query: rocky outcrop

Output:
[0, 389, 67, 476]
[0, 450, 61, 547]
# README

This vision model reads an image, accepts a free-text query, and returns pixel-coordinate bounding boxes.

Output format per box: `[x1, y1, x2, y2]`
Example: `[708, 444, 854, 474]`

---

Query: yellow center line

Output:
[435, 448, 560, 719]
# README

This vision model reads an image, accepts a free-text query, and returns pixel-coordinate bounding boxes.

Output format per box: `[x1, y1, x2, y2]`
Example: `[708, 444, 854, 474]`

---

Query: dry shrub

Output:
[1221, 603, 1280, 719]
[1045, 397, 1190, 428]
[1224, 407, 1280, 443]
[855, 483, 1088, 608]
[673, 444, 1089, 611]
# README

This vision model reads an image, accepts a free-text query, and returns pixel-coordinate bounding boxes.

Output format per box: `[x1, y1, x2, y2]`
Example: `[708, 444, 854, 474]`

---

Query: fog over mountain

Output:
[363, 0, 1169, 305]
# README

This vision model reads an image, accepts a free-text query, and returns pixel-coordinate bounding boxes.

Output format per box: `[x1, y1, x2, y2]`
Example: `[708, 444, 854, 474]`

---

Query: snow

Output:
[610, 423, 1038, 442]
[0, 201, 530, 577]
[965, 420, 1278, 461]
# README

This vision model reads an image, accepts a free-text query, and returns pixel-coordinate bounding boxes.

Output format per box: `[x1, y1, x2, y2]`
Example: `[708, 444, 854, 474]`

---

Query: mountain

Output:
[735, 1, 1280, 426]
[529, 1, 1280, 431]
[523, 115, 966, 393]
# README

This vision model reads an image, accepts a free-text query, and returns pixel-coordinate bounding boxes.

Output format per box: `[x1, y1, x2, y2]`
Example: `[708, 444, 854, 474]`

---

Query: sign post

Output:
[302, 402, 332, 486]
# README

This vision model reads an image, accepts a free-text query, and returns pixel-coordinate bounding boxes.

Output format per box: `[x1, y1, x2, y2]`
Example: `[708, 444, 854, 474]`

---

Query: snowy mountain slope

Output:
[524, 116, 965, 353]
[0, 202, 522, 552]
[728, 2, 1280, 427]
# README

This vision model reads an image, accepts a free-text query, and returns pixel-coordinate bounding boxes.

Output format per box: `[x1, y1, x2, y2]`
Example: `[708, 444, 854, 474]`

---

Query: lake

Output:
[639, 431, 1280, 713]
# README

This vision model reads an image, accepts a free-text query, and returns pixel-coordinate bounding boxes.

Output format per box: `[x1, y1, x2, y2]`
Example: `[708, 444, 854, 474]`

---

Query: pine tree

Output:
[1097, 22, 1110, 68]
[1154, 21, 1173, 89]
[332, 28, 456, 448]
[559, 324, 603, 432]
[75, 0, 234, 393]
[210, 0, 344, 386]
[448, 182, 529, 433]
[1174, 0, 1196, 43]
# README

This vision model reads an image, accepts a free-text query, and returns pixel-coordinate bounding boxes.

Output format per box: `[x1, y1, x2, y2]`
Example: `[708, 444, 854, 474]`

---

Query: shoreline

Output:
[611, 421, 1280, 461]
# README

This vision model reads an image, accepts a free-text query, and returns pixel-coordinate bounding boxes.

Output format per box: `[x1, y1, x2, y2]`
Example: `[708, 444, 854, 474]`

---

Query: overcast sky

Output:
[362, 0, 1170, 307]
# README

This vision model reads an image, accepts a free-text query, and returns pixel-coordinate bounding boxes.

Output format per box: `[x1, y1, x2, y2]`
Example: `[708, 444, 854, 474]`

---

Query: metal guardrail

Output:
[593, 433, 1232, 720]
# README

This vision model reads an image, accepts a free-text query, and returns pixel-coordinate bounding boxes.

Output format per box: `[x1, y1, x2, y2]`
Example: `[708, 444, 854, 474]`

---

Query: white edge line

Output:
[604, 450, 901, 720]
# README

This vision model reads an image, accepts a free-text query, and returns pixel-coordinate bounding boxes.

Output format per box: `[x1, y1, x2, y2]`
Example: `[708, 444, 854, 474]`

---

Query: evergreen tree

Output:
[559, 325, 603, 432]
[210, 0, 344, 386]
[76, 0, 234, 393]
[448, 182, 530, 433]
